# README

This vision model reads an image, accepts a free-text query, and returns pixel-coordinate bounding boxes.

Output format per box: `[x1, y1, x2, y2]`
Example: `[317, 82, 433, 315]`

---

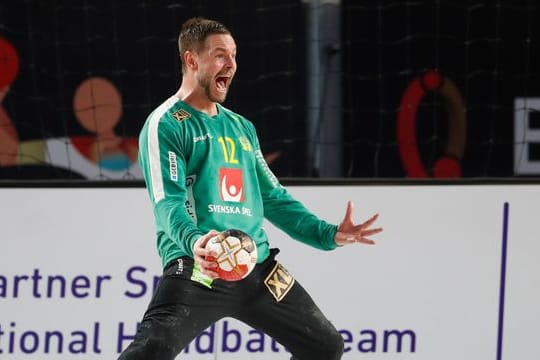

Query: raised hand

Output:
[334, 201, 382, 246]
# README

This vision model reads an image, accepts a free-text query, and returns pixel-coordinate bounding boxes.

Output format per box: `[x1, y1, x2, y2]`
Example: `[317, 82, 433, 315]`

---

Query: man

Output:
[119, 17, 382, 360]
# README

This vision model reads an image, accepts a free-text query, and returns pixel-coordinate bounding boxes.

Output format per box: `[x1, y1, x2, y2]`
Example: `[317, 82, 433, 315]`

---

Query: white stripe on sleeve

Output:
[147, 96, 179, 203]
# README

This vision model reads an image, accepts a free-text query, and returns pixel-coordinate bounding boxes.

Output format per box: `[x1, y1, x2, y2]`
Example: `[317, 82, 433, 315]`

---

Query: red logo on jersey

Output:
[219, 168, 245, 202]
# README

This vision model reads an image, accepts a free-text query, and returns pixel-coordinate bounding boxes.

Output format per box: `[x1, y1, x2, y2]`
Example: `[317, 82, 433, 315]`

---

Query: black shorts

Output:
[118, 248, 344, 360]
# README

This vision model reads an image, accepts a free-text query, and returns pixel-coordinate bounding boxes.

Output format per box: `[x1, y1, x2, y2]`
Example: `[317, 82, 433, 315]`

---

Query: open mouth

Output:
[215, 76, 229, 91]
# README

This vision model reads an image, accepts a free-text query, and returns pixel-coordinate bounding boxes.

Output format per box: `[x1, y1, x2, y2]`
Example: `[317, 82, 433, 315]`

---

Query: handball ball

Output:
[206, 229, 257, 281]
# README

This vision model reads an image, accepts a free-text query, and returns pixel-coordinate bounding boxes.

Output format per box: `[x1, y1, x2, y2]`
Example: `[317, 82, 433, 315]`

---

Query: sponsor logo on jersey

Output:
[238, 136, 252, 151]
[172, 108, 191, 122]
[208, 204, 252, 216]
[219, 168, 244, 202]
[168, 151, 178, 181]
[175, 258, 184, 275]
[255, 150, 279, 188]
[193, 132, 213, 143]
[185, 175, 197, 222]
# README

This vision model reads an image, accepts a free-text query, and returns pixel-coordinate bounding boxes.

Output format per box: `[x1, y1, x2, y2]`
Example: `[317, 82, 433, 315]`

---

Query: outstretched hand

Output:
[334, 201, 382, 246]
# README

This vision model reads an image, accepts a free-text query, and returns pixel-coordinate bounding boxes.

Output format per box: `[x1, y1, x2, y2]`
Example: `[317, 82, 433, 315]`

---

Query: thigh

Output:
[141, 277, 222, 345]
[236, 262, 344, 360]
[118, 258, 228, 359]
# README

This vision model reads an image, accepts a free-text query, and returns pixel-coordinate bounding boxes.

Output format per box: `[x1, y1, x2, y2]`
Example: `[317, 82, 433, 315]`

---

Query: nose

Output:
[225, 54, 236, 69]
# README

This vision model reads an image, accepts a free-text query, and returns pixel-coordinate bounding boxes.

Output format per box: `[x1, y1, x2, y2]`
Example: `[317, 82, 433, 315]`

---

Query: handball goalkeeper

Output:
[118, 17, 382, 360]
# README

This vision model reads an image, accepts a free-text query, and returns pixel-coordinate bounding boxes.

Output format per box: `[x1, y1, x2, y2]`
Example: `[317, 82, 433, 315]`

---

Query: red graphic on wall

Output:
[0, 37, 19, 90]
[219, 168, 245, 202]
[0, 36, 20, 166]
[397, 70, 467, 178]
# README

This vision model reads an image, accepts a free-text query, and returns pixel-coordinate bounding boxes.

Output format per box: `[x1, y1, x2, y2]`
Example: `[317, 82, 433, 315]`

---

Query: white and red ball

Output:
[205, 229, 257, 281]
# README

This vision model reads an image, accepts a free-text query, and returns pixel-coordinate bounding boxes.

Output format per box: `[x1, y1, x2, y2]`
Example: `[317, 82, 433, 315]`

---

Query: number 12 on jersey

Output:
[218, 136, 239, 164]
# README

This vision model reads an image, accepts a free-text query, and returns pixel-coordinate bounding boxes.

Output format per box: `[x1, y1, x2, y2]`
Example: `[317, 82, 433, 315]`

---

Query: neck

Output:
[175, 79, 218, 117]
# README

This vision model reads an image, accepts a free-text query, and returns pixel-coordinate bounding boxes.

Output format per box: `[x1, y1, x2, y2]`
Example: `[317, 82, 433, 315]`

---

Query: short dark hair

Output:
[178, 17, 231, 73]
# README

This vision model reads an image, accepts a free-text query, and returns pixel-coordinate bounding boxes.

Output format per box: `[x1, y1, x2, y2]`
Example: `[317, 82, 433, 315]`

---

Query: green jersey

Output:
[138, 96, 338, 269]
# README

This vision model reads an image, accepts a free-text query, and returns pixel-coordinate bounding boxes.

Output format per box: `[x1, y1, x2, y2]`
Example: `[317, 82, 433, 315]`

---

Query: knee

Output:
[301, 329, 343, 360]
[118, 328, 180, 360]
[326, 329, 345, 360]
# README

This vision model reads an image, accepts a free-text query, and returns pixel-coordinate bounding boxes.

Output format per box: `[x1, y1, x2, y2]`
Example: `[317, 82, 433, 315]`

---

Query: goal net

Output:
[0, 0, 538, 180]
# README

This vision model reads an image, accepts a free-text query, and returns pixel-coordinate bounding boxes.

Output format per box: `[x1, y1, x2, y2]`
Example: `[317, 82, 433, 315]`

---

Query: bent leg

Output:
[118, 261, 226, 360]
[237, 263, 344, 360]
[117, 305, 217, 360]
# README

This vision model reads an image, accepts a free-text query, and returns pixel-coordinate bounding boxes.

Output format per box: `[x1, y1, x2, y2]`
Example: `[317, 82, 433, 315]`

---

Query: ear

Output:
[184, 50, 198, 71]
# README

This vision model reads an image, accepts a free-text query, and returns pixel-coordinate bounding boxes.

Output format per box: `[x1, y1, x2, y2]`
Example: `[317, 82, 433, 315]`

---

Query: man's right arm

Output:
[138, 115, 204, 258]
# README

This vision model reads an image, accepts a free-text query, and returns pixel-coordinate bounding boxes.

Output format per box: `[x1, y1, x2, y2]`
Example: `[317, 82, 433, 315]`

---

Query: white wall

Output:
[0, 185, 538, 359]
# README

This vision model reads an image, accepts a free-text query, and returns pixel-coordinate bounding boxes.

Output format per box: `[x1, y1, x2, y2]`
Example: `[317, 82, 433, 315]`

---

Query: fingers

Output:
[343, 234, 377, 245]
[193, 230, 220, 278]
[361, 213, 379, 228]
[344, 201, 354, 222]
[197, 229, 219, 248]
[338, 201, 355, 232]
[357, 238, 376, 245]
[195, 253, 220, 278]
[336, 232, 376, 246]
[199, 260, 220, 279]
[335, 209, 383, 246]
[351, 214, 382, 235]
[362, 227, 383, 237]
[347, 226, 383, 240]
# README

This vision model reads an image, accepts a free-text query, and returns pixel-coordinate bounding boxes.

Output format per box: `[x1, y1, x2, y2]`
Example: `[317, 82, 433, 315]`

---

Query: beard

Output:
[197, 73, 228, 103]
